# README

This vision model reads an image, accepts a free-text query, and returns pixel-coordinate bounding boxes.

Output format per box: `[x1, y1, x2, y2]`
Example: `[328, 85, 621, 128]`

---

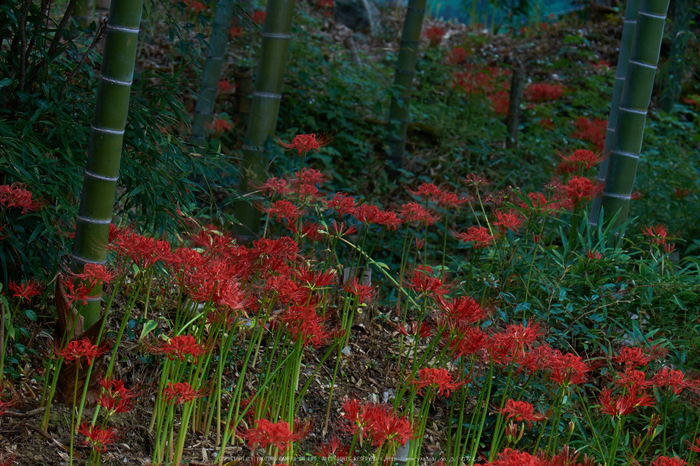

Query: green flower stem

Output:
[467, 362, 494, 466]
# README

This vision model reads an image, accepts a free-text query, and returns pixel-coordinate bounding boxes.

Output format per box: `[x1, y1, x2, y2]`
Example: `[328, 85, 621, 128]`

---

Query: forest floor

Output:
[0, 4, 627, 466]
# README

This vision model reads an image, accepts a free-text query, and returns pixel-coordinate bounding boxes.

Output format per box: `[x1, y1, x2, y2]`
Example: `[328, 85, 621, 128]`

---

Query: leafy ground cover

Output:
[1, 1, 700, 465]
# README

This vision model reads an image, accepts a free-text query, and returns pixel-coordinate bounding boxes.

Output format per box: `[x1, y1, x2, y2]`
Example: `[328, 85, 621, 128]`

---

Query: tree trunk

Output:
[71, 0, 143, 327]
[191, 0, 236, 153]
[589, 0, 640, 227]
[235, 0, 295, 238]
[385, 0, 427, 177]
[600, 0, 670, 230]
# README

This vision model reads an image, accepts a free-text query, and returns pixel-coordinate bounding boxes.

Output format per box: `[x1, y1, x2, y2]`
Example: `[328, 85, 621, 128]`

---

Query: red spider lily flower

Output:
[490, 90, 510, 116]
[651, 457, 687, 466]
[489, 448, 540, 466]
[287, 221, 324, 242]
[145, 334, 209, 363]
[490, 321, 543, 363]
[686, 435, 700, 454]
[352, 204, 385, 224]
[62, 276, 95, 306]
[328, 192, 356, 216]
[615, 346, 652, 369]
[343, 277, 375, 303]
[448, 326, 488, 358]
[0, 399, 15, 416]
[0, 183, 44, 214]
[396, 321, 434, 339]
[111, 231, 172, 269]
[294, 266, 336, 291]
[463, 173, 490, 188]
[240, 418, 306, 453]
[424, 26, 445, 46]
[212, 118, 232, 133]
[642, 224, 668, 245]
[163, 382, 207, 404]
[560, 149, 601, 171]
[586, 250, 603, 260]
[259, 177, 291, 197]
[98, 378, 136, 415]
[218, 80, 234, 93]
[407, 183, 441, 200]
[399, 202, 440, 225]
[188, 0, 205, 13]
[549, 351, 589, 386]
[252, 10, 266, 24]
[330, 221, 357, 238]
[55, 338, 109, 366]
[278, 304, 331, 347]
[411, 367, 464, 396]
[229, 26, 242, 38]
[523, 82, 565, 102]
[437, 295, 485, 326]
[447, 46, 467, 65]
[614, 368, 652, 391]
[499, 399, 546, 427]
[408, 266, 448, 296]
[263, 199, 305, 224]
[365, 409, 413, 447]
[538, 117, 555, 130]
[436, 190, 469, 209]
[560, 176, 603, 205]
[652, 368, 687, 395]
[682, 94, 700, 107]
[278, 133, 331, 157]
[72, 263, 115, 286]
[315, 437, 349, 460]
[8, 280, 43, 301]
[77, 423, 117, 453]
[493, 209, 523, 233]
[571, 117, 607, 151]
[598, 386, 655, 417]
[453, 226, 495, 248]
[290, 167, 328, 187]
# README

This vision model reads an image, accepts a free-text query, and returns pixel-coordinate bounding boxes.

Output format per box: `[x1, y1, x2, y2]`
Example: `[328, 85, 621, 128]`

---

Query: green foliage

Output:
[0, 0, 237, 282]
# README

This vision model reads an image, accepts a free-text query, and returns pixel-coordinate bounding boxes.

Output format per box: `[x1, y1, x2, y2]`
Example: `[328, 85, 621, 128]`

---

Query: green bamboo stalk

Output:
[73, 0, 90, 28]
[589, 0, 640, 227]
[191, 0, 236, 152]
[71, 0, 143, 328]
[385, 0, 427, 176]
[600, 0, 670, 230]
[235, 1, 295, 238]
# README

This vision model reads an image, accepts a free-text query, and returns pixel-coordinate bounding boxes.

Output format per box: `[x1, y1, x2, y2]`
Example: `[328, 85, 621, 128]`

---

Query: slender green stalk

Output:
[599, 0, 671, 229]
[385, 0, 427, 175]
[236, 0, 296, 237]
[191, 0, 236, 151]
[71, 0, 143, 327]
[590, 0, 640, 226]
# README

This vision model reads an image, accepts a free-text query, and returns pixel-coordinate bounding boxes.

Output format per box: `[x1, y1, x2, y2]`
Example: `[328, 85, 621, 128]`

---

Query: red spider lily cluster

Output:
[424, 26, 446, 46]
[524, 82, 565, 102]
[212, 118, 232, 133]
[239, 418, 310, 453]
[642, 224, 669, 245]
[340, 398, 413, 447]
[97, 377, 136, 415]
[8, 279, 43, 301]
[571, 116, 607, 151]
[498, 399, 546, 427]
[163, 381, 208, 404]
[77, 423, 117, 453]
[451, 65, 511, 115]
[145, 334, 209, 362]
[0, 182, 44, 214]
[411, 367, 464, 396]
[55, 338, 109, 366]
[556, 149, 602, 173]
[278, 133, 331, 157]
